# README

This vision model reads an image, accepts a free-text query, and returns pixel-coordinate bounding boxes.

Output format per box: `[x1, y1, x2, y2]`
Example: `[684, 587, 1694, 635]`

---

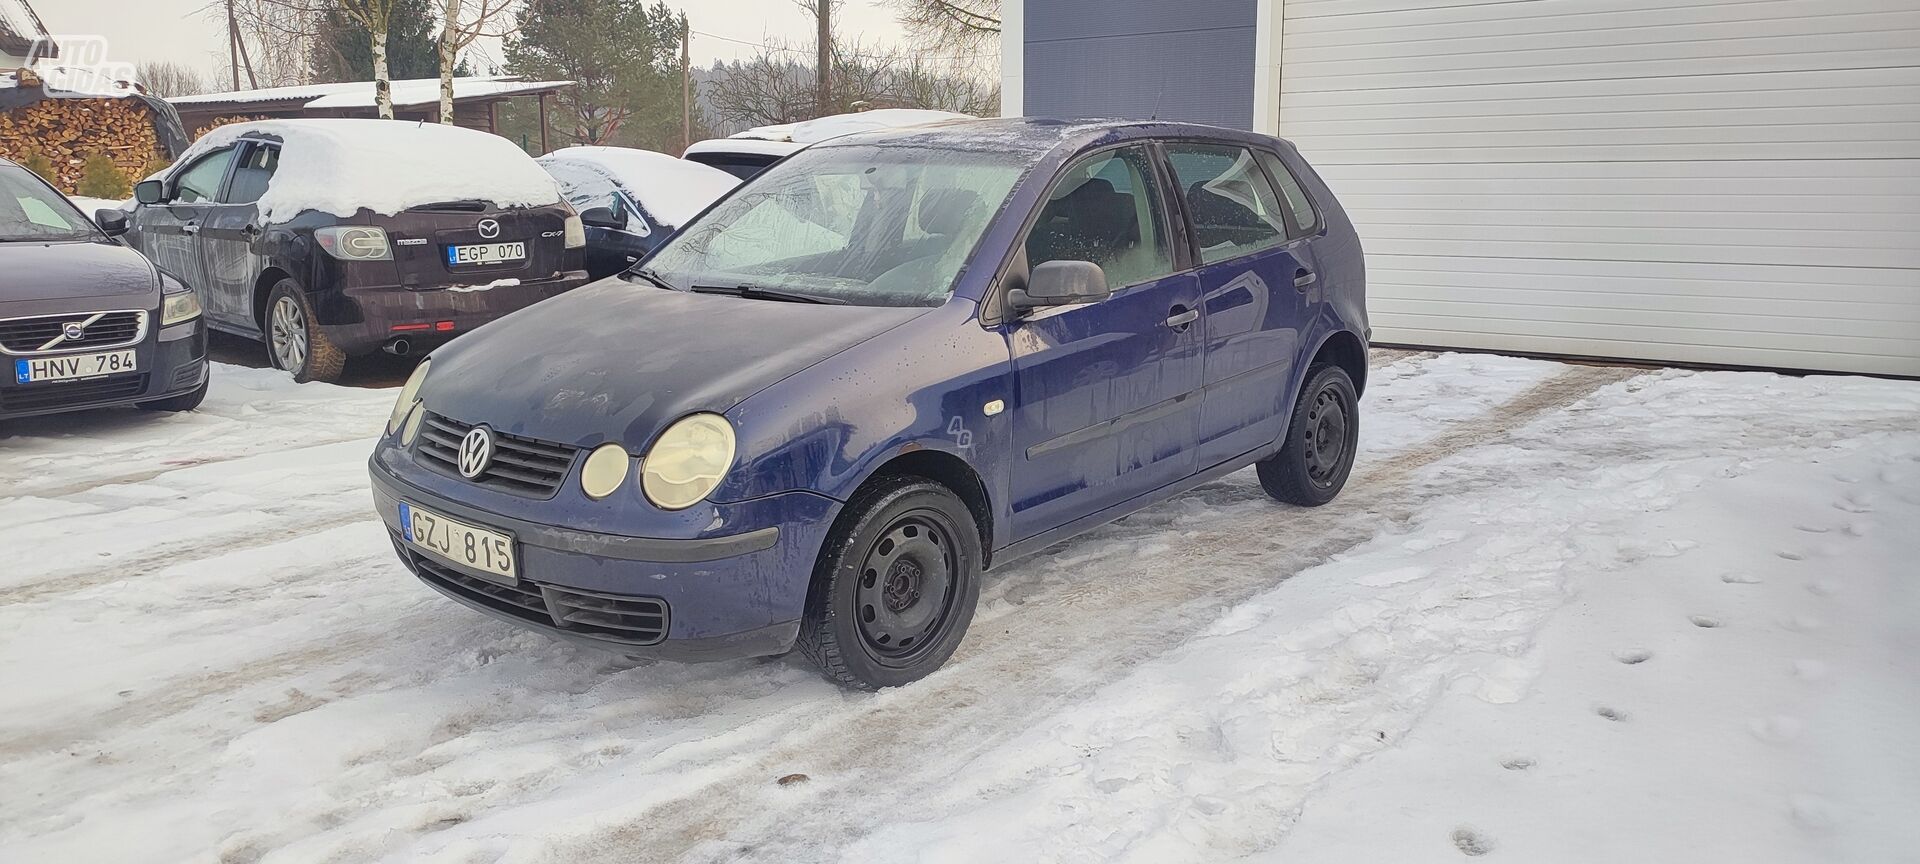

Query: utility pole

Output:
[225, 0, 258, 90]
[681, 26, 692, 152]
[815, 0, 830, 117]
[227, 0, 240, 90]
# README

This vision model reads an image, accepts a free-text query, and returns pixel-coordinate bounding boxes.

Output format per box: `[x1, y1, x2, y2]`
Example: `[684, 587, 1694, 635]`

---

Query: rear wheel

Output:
[798, 477, 982, 690]
[265, 280, 345, 383]
[1257, 364, 1359, 506]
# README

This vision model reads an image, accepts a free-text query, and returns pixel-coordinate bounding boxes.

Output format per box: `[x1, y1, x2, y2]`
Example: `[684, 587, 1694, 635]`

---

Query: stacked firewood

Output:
[0, 71, 169, 193]
[193, 115, 273, 139]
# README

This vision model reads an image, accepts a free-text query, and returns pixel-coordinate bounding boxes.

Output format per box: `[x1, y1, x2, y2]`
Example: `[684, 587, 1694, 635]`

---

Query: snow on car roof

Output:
[684, 109, 975, 157]
[177, 119, 560, 222]
[537, 146, 738, 227]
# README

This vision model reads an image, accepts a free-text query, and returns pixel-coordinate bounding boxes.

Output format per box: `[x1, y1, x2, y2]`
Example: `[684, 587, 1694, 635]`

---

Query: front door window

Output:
[172, 148, 235, 204]
[1024, 146, 1174, 290]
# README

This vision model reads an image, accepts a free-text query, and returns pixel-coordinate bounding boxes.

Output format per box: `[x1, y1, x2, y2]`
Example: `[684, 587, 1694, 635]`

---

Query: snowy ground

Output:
[1, 353, 1915, 864]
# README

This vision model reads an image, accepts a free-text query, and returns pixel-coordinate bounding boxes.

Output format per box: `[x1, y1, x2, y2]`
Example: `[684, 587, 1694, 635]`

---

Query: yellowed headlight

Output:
[388, 359, 431, 434]
[641, 414, 735, 510]
[580, 442, 632, 500]
[399, 402, 425, 446]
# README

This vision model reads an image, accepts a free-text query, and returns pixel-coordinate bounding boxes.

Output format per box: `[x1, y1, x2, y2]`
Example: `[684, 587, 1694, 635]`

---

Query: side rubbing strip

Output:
[1025, 391, 1197, 459]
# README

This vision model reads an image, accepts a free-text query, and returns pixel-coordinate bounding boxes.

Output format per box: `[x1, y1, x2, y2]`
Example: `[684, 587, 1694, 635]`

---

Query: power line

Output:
[688, 29, 989, 64]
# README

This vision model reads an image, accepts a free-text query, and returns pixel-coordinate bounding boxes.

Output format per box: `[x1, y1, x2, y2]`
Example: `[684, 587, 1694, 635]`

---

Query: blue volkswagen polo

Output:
[369, 118, 1368, 688]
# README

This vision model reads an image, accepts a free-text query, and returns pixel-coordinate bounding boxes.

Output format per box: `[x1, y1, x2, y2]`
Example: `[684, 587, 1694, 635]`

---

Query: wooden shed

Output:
[169, 76, 573, 152]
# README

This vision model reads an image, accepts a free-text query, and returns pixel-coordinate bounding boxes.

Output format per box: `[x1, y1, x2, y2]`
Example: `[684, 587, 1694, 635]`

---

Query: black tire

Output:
[264, 280, 345, 383]
[1257, 364, 1359, 507]
[797, 477, 983, 690]
[136, 375, 209, 412]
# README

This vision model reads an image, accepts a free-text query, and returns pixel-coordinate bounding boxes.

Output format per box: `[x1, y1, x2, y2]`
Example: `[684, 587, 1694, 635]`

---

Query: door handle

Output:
[1293, 269, 1317, 290]
[181, 223, 199, 236]
[1165, 307, 1198, 330]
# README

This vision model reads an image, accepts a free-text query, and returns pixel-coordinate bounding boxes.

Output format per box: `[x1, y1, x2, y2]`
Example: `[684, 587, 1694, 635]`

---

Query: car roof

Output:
[681, 137, 805, 158]
[811, 116, 1287, 157]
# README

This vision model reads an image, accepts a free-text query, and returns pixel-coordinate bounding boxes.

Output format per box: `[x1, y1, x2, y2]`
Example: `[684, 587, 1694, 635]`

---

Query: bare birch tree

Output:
[885, 0, 999, 55]
[241, 0, 401, 115]
[435, 0, 518, 123]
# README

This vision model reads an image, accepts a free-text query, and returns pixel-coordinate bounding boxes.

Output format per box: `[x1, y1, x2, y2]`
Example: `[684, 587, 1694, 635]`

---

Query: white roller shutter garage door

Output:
[1278, 0, 1920, 376]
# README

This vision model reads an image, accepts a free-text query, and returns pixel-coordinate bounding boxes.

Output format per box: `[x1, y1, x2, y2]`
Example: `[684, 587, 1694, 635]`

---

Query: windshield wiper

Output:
[690, 283, 845, 305]
[625, 267, 678, 292]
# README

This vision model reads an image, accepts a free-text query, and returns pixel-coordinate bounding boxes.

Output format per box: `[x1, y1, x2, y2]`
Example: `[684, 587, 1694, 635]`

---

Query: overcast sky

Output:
[40, 0, 914, 85]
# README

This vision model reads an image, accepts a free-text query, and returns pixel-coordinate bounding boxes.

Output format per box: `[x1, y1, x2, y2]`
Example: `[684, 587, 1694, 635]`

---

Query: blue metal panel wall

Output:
[1022, 0, 1257, 130]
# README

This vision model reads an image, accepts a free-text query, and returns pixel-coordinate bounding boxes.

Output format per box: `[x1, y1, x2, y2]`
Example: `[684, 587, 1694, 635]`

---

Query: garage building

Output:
[1000, 0, 1920, 376]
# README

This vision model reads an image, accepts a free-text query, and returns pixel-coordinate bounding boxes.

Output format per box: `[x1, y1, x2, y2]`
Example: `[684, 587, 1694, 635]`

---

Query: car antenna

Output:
[1149, 84, 1165, 121]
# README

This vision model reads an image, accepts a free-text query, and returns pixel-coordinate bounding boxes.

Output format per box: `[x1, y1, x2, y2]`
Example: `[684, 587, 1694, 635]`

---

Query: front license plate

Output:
[399, 501, 518, 582]
[447, 242, 526, 266]
[15, 349, 137, 384]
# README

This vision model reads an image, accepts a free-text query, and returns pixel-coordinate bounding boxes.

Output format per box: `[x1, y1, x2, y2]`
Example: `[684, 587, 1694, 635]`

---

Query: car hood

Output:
[0, 240, 158, 304]
[422, 278, 930, 447]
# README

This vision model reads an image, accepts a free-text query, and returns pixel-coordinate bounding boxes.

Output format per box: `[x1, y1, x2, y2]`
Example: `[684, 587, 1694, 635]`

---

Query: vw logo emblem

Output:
[62, 321, 87, 341]
[476, 218, 501, 239]
[457, 426, 495, 479]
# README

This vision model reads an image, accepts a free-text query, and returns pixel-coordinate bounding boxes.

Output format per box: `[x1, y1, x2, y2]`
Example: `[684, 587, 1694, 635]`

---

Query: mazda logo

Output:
[62, 321, 87, 341]
[457, 426, 495, 479]
[477, 218, 501, 239]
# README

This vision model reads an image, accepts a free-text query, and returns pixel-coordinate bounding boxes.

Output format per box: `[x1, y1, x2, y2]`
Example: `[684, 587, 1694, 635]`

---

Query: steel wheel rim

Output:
[270, 295, 307, 372]
[1303, 383, 1351, 487]
[853, 509, 960, 667]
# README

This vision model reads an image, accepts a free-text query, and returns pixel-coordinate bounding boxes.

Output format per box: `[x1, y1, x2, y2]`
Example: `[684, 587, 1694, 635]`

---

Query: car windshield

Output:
[642, 144, 1030, 306]
[0, 165, 100, 243]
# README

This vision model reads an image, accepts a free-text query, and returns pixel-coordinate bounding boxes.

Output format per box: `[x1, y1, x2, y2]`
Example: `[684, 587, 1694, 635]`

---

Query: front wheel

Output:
[1257, 364, 1359, 506]
[264, 280, 345, 383]
[798, 477, 982, 690]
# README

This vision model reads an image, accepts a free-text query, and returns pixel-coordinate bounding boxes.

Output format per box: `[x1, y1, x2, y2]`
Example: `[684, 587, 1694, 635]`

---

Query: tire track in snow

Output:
[0, 502, 378, 606]
[557, 364, 1643, 863]
[0, 576, 416, 761]
[0, 431, 377, 500]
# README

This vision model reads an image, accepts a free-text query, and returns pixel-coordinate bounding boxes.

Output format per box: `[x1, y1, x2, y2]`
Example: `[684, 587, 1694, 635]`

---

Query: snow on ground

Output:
[1, 353, 1915, 863]
[68, 196, 129, 216]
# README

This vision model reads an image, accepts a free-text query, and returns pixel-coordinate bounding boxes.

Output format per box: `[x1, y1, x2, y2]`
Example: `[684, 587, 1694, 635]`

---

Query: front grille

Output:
[415, 411, 578, 498]
[398, 541, 668, 645]
[0, 310, 147, 354]
[1, 374, 146, 412]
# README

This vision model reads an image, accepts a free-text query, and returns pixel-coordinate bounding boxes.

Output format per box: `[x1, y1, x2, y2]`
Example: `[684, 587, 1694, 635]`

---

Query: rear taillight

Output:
[315, 226, 393, 261]
[563, 214, 585, 249]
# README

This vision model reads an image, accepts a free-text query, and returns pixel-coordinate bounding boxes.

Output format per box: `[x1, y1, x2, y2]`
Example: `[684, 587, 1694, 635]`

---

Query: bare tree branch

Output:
[885, 0, 999, 55]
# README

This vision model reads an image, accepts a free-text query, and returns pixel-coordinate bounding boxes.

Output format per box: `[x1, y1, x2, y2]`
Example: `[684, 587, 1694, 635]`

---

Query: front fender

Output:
[713, 300, 1015, 515]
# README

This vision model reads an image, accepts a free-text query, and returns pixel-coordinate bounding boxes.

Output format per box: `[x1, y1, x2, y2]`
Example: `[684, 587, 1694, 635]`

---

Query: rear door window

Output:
[172, 148, 236, 204]
[1163, 143, 1291, 265]
[1255, 149, 1318, 236]
[1024, 145, 1175, 291]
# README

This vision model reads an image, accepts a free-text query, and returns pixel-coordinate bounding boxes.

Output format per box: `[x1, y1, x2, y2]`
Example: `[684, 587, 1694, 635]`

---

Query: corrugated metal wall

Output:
[1280, 0, 1920, 376]
[1022, 0, 1259, 129]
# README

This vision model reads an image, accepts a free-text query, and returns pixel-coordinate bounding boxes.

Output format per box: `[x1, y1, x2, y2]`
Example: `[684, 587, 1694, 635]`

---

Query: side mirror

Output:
[94, 208, 129, 237]
[134, 179, 166, 205]
[579, 205, 626, 230]
[1009, 260, 1110, 312]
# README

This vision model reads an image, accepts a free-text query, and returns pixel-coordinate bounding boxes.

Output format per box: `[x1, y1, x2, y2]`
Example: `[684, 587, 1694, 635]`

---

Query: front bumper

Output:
[369, 457, 837, 661]
[318, 270, 593, 355]
[0, 318, 208, 420]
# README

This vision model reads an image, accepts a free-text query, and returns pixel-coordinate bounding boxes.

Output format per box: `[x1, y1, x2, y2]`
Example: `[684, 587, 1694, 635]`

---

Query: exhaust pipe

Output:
[383, 338, 411, 356]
